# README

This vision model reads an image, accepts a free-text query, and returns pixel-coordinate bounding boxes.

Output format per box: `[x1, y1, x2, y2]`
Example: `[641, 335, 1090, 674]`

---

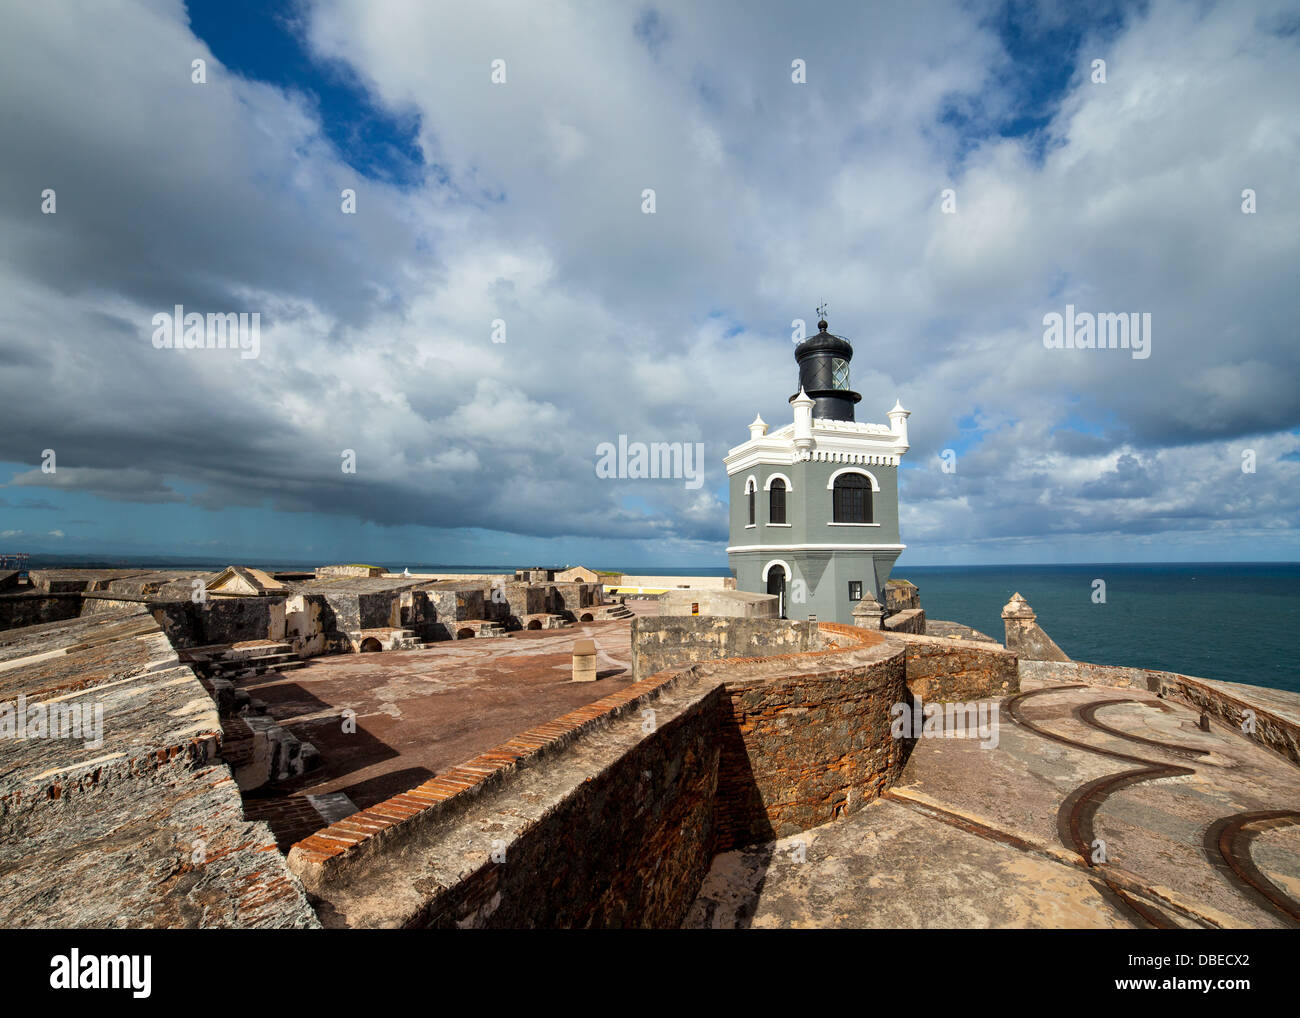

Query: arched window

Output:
[747, 484, 756, 525]
[833, 472, 873, 523]
[769, 478, 786, 524]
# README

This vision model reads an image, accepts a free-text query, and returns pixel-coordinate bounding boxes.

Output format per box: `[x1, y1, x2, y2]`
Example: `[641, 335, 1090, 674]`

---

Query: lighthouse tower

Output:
[724, 314, 909, 624]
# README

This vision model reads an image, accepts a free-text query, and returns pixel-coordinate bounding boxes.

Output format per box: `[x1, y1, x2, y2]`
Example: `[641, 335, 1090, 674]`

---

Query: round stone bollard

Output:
[571, 638, 598, 682]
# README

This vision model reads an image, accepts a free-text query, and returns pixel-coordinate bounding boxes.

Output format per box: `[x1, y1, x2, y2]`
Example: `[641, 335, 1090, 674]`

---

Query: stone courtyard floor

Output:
[240, 607, 659, 845]
[686, 676, 1300, 929]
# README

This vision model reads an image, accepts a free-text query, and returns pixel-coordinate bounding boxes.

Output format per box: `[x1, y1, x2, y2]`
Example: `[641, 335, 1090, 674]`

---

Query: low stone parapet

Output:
[884, 608, 926, 634]
[884, 630, 1019, 701]
[629, 615, 823, 682]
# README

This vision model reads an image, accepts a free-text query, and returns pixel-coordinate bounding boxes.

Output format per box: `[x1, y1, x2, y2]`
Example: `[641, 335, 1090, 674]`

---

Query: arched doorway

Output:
[764, 562, 788, 619]
[359, 637, 382, 653]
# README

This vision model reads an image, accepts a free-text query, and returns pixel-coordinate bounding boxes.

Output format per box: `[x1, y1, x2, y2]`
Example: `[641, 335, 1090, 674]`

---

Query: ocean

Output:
[896, 562, 1300, 695]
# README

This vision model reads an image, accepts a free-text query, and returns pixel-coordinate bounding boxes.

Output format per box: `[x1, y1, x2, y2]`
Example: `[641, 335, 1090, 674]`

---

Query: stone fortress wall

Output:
[284, 597, 1029, 927]
[2, 568, 1296, 928]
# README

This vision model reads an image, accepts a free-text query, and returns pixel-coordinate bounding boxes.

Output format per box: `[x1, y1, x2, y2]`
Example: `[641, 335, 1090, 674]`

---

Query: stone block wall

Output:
[885, 580, 920, 612]
[316, 565, 385, 578]
[0, 593, 81, 632]
[886, 631, 1019, 701]
[417, 687, 725, 928]
[285, 594, 329, 657]
[492, 583, 549, 627]
[657, 589, 778, 618]
[884, 608, 926, 634]
[548, 582, 599, 615]
[151, 598, 288, 648]
[357, 590, 398, 629]
[712, 640, 910, 849]
[630, 616, 822, 682]
[420, 586, 486, 640]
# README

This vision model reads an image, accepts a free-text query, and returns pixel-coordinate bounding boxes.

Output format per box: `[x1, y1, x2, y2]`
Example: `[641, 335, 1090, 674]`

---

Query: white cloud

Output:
[0, 0, 1295, 560]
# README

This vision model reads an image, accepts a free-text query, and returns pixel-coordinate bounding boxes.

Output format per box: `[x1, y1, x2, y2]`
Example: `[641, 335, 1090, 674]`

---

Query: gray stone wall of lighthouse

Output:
[728, 457, 902, 624]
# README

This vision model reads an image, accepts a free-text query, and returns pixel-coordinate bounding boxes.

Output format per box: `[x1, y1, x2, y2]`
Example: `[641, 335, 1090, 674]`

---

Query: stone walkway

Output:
[686, 677, 1300, 928]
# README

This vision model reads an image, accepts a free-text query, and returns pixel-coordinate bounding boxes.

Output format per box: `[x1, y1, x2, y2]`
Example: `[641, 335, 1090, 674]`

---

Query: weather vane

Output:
[816, 302, 828, 323]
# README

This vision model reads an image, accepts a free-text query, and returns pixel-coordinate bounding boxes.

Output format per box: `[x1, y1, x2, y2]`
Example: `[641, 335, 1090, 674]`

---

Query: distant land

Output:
[10, 554, 1296, 693]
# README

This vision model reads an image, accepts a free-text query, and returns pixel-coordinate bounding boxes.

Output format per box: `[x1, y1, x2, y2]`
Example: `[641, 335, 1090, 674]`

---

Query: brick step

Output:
[349, 628, 428, 652]
[185, 640, 294, 662]
[208, 653, 306, 678]
[520, 613, 573, 631]
[584, 604, 634, 620]
[447, 620, 510, 640]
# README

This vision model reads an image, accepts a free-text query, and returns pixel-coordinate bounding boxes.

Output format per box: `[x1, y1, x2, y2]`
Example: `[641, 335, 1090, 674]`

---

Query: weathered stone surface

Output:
[316, 564, 385, 578]
[710, 641, 909, 848]
[689, 677, 1300, 929]
[630, 616, 822, 682]
[0, 607, 318, 928]
[925, 619, 996, 643]
[420, 584, 486, 641]
[0, 762, 318, 928]
[415, 684, 723, 929]
[294, 669, 721, 928]
[657, 589, 777, 618]
[883, 607, 925, 634]
[0, 592, 82, 631]
[884, 579, 920, 612]
[1002, 592, 1070, 662]
[152, 597, 288, 649]
[547, 581, 600, 616]
[886, 631, 1020, 701]
[1020, 658, 1300, 765]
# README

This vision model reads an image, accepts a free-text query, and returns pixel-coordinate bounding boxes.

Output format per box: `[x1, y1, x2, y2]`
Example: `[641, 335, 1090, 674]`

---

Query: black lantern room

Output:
[793, 316, 862, 421]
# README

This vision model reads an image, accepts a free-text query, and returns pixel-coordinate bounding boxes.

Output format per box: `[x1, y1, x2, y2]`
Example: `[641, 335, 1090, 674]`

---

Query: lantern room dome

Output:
[791, 317, 861, 421]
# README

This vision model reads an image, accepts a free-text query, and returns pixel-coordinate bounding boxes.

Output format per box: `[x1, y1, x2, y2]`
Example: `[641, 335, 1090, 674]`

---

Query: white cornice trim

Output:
[726, 435, 905, 475]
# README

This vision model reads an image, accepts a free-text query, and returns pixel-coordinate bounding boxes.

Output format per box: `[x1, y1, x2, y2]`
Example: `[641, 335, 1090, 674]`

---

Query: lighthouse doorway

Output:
[765, 563, 788, 619]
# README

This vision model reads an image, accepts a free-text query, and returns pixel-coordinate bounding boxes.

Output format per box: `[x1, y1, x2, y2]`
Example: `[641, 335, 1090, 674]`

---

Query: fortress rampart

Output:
[3, 571, 1296, 929]
[283, 618, 1025, 926]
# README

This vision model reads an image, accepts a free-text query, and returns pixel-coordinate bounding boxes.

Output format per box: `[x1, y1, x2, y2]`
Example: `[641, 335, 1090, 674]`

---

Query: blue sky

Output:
[1, 0, 1297, 569]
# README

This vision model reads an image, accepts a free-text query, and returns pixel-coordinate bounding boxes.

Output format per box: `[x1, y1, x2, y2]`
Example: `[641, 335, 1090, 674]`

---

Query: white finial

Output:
[887, 398, 910, 448]
[791, 388, 814, 456]
[748, 413, 768, 439]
